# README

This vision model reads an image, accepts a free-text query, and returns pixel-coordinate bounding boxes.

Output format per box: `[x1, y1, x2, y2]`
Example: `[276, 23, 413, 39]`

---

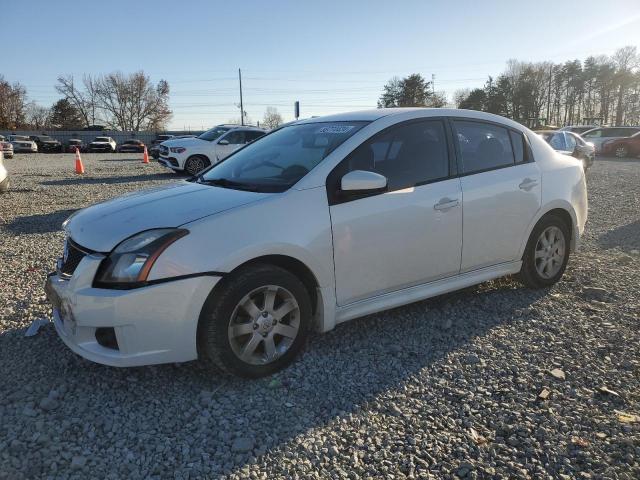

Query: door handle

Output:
[519, 178, 539, 191]
[434, 197, 459, 211]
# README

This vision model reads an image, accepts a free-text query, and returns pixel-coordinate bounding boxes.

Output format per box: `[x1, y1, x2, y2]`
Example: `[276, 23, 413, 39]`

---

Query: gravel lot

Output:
[0, 152, 639, 479]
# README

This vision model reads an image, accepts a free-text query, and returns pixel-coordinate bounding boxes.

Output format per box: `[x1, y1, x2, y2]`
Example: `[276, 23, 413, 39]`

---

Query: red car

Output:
[601, 131, 640, 158]
[117, 139, 146, 153]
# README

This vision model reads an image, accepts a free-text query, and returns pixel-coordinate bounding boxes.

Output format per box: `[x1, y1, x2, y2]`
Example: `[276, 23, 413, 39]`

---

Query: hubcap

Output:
[534, 226, 566, 279]
[228, 285, 300, 365]
[615, 147, 627, 158]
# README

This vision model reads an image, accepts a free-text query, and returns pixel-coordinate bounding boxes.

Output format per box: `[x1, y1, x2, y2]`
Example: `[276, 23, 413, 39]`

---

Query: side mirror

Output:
[341, 170, 387, 192]
[218, 139, 229, 145]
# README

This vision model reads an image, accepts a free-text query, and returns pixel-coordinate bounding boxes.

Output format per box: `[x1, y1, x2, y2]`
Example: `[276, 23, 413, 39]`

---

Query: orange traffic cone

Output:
[142, 146, 150, 164]
[74, 147, 85, 174]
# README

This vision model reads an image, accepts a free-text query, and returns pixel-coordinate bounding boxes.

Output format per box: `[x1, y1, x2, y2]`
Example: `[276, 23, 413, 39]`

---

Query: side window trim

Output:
[327, 117, 452, 206]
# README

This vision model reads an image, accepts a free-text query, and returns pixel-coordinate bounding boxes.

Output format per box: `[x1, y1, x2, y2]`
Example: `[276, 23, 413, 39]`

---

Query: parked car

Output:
[158, 125, 266, 175]
[0, 135, 5, 141]
[149, 134, 174, 159]
[1, 141, 14, 159]
[558, 125, 598, 135]
[88, 136, 117, 152]
[9, 135, 37, 153]
[67, 139, 86, 153]
[600, 131, 640, 158]
[0, 151, 7, 193]
[29, 134, 63, 153]
[582, 126, 640, 153]
[117, 139, 146, 153]
[45, 108, 588, 378]
[538, 130, 595, 170]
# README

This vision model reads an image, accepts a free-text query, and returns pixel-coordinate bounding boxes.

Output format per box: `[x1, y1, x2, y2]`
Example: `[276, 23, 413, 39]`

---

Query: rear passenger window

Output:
[245, 131, 265, 142]
[345, 120, 450, 191]
[509, 130, 526, 163]
[453, 121, 515, 174]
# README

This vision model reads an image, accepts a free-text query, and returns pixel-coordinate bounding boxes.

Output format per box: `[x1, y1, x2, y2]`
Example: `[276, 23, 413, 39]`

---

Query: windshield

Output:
[198, 126, 230, 141]
[95, 137, 110, 142]
[39, 136, 54, 141]
[200, 121, 367, 192]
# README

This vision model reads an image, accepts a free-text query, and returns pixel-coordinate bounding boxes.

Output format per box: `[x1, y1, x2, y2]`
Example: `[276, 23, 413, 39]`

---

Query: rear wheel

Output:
[198, 264, 311, 378]
[519, 214, 570, 289]
[184, 155, 209, 176]
[615, 146, 628, 158]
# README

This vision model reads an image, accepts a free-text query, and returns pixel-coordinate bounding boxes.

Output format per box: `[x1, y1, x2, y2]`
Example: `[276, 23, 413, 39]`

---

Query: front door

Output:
[328, 119, 463, 305]
[216, 130, 246, 161]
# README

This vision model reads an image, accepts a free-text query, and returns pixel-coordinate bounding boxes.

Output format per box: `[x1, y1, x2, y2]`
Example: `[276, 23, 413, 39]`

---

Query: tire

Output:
[0, 177, 9, 193]
[615, 146, 628, 158]
[198, 264, 312, 378]
[184, 155, 209, 176]
[518, 214, 570, 289]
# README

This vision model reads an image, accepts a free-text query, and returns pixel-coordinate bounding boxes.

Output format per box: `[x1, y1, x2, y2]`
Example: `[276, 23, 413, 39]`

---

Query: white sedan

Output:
[45, 108, 587, 378]
[0, 151, 8, 192]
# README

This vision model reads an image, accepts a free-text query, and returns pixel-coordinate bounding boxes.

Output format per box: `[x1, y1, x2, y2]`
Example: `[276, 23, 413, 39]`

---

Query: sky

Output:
[2, 0, 639, 130]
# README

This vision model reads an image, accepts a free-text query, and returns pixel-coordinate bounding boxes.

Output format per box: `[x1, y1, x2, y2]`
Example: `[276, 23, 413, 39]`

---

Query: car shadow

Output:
[0, 276, 549, 477]
[40, 172, 176, 186]
[4, 209, 76, 234]
[598, 220, 640, 252]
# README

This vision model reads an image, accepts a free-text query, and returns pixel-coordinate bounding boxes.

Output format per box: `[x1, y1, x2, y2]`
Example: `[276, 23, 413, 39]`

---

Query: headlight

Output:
[94, 228, 188, 288]
[170, 147, 186, 153]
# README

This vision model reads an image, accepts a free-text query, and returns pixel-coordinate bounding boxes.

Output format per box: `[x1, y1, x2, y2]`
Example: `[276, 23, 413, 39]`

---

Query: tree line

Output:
[0, 71, 171, 131]
[378, 46, 639, 127]
[453, 46, 639, 127]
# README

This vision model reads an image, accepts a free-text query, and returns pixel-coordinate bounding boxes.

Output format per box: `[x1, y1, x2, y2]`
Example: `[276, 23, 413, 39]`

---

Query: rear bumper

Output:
[44, 255, 220, 367]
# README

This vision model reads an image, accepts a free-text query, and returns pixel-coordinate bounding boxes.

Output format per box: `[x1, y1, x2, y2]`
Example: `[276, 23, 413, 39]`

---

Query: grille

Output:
[59, 240, 92, 277]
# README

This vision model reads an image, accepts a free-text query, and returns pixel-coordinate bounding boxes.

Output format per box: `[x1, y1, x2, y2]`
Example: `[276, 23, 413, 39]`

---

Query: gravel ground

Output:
[0, 152, 638, 479]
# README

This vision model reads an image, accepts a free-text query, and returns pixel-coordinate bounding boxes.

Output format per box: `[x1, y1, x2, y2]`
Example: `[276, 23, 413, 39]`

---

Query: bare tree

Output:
[0, 76, 28, 129]
[453, 88, 471, 108]
[55, 75, 99, 127]
[96, 71, 171, 131]
[262, 107, 283, 129]
[25, 103, 51, 130]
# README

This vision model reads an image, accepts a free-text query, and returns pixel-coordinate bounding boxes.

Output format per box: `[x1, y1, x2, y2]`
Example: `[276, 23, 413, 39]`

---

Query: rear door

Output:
[452, 120, 541, 272]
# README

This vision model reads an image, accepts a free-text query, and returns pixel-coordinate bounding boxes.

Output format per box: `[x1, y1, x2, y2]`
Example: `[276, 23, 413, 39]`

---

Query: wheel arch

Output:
[198, 254, 328, 337]
[519, 203, 578, 259]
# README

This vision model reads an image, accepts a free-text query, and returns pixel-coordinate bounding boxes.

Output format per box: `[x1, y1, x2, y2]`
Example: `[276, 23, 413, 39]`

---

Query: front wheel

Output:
[615, 146, 628, 158]
[184, 155, 209, 176]
[518, 215, 570, 289]
[198, 264, 311, 378]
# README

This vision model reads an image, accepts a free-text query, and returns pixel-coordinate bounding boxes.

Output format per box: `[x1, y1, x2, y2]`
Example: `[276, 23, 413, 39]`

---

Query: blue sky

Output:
[3, 0, 639, 129]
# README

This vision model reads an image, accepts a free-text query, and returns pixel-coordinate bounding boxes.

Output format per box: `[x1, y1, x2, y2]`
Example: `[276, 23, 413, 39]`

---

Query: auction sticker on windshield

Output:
[316, 125, 355, 134]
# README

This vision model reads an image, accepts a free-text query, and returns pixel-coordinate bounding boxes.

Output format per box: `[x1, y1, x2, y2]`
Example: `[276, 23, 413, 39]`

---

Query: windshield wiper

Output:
[198, 177, 261, 191]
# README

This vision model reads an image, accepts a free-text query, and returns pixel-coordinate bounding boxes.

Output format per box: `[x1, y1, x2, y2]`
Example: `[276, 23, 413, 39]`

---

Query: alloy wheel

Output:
[227, 285, 300, 365]
[615, 146, 627, 158]
[534, 226, 566, 279]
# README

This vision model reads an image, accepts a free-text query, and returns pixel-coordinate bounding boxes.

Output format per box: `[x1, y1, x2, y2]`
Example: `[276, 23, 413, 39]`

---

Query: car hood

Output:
[64, 181, 270, 252]
[90, 141, 111, 144]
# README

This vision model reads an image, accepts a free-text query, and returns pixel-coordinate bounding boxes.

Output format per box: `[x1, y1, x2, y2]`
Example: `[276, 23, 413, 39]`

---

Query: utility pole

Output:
[238, 68, 244, 126]
[431, 74, 436, 96]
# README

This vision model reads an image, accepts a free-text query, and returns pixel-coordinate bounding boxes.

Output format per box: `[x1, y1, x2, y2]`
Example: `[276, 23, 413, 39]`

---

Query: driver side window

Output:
[223, 131, 246, 145]
[341, 120, 450, 192]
